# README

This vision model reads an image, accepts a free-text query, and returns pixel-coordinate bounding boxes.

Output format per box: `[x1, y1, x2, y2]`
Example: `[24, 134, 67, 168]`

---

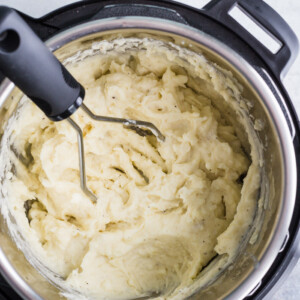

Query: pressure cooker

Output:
[0, 0, 299, 299]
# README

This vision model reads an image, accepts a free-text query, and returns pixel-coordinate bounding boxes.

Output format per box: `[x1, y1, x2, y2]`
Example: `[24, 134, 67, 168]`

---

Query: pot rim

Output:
[0, 16, 297, 300]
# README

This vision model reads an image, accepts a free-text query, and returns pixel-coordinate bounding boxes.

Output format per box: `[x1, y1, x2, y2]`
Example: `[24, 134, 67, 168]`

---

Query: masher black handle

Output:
[0, 6, 84, 121]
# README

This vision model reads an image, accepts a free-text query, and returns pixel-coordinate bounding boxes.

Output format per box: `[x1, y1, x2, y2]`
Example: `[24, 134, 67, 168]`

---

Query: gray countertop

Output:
[0, 0, 299, 299]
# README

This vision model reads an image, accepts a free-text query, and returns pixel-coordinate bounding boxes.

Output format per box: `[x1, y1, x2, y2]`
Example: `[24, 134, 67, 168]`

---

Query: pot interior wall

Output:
[0, 27, 285, 299]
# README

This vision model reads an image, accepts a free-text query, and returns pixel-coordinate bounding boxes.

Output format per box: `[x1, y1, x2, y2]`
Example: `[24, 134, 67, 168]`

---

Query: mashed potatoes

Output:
[0, 39, 259, 299]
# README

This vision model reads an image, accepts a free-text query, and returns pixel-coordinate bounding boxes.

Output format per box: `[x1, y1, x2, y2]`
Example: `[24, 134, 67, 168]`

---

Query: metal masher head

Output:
[0, 7, 165, 204]
[68, 104, 165, 203]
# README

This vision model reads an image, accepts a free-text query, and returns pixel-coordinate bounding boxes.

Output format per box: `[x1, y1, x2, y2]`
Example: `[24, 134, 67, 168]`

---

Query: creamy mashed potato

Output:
[0, 39, 260, 299]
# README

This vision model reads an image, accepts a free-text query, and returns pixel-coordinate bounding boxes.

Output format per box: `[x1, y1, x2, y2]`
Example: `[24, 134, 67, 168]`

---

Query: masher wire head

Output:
[67, 103, 165, 203]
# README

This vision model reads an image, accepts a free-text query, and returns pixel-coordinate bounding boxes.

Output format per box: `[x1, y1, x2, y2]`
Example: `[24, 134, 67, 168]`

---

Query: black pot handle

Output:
[203, 0, 299, 79]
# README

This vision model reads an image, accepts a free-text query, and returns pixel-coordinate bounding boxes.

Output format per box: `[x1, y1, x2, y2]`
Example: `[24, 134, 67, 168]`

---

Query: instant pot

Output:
[0, 0, 299, 299]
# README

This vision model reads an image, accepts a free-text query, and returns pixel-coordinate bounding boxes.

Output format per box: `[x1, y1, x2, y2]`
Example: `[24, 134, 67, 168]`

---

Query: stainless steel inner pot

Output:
[0, 17, 297, 300]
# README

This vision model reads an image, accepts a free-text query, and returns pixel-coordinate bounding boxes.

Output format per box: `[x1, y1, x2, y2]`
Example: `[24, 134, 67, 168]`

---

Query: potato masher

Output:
[0, 7, 165, 203]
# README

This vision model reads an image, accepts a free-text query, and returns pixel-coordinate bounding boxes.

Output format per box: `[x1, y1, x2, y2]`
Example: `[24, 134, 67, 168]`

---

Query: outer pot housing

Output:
[0, 1, 299, 299]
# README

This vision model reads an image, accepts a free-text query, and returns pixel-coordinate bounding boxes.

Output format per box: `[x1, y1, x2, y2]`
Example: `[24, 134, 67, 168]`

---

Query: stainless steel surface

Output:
[0, 17, 297, 300]
[279, 232, 290, 253]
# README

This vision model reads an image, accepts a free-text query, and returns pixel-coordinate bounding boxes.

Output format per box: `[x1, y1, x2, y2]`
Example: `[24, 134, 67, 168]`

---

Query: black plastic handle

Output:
[0, 6, 84, 121]
[203, 0, 299, 79]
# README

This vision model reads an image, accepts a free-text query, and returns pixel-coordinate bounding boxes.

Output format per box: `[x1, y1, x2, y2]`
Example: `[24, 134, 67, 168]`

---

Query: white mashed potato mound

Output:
[0, 39, 259, 299]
